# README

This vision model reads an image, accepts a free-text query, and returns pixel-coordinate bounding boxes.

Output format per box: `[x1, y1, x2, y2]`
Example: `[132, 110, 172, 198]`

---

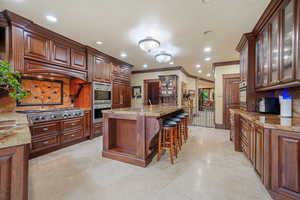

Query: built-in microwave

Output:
[93, 82, 112, 105]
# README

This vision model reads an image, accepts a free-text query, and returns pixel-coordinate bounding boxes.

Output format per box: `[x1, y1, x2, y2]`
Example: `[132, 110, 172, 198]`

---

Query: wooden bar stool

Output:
[157, 121, 177, 164]
[168, 117, 182, 151]
[177, 113, 189, 143]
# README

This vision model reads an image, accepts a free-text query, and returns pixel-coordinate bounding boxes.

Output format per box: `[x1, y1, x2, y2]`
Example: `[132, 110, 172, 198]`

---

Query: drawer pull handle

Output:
[71, 134, 75, 137]
[71, 123, 76, 126]
[43, 141, 49, 144]
[43, 128, 48, 131]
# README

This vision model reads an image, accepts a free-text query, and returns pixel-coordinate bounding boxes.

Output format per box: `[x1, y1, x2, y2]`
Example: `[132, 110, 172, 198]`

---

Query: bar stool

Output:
[169, 117, 183, 149]
[177, 113, 189, 143]
[157, 121, 177, 164]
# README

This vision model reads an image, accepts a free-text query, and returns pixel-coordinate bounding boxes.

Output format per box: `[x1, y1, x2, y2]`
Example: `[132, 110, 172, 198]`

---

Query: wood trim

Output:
[256, 80, 300, 92]
[252, 0, 284, 34]
[132, 66, 214, 83]
[222, 73, 241, 79]
[215, 123, 225, 129]
[212, 60, 240, 67]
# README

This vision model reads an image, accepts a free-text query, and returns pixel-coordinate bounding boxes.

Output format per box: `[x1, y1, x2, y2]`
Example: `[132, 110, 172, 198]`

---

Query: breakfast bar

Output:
[102, 105, 184, 167]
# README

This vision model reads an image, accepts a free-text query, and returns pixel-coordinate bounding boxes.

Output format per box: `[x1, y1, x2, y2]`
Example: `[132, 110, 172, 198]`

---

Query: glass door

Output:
[280, 0, 295, 82]
[270, 16, 280, 84]
[262, 29, 269, 86]
[256, 36, 263, 87]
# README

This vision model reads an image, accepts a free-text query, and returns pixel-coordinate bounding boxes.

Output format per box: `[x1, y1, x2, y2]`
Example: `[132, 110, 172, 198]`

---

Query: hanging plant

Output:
[0, 60, 28, 102]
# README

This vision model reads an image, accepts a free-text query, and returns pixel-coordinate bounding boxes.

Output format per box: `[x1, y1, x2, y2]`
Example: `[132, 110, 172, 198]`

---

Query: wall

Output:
[131, 70, 200, 107]
[214, 65, 240, 125]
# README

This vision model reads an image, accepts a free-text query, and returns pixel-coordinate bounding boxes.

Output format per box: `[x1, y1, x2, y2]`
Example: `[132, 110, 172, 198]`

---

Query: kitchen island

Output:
[102, 105, 184, 167]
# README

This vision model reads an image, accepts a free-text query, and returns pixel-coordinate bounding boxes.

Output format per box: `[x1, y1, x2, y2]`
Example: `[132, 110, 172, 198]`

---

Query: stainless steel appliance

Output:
[93, 82, 112, 105]
[239, 81, 247, 104]
[92, 82, 112, 122]
[17, 108, 84, 124]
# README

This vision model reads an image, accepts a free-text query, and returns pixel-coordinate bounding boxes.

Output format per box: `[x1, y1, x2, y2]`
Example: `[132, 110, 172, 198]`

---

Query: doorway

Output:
[223, 74, 240, 129]
[144, 79, 160, 105]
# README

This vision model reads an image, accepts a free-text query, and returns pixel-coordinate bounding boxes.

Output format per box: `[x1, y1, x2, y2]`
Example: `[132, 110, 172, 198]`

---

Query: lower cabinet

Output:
[0, 144, 29, 200]
[30, 116, 88, 157]
[233, 113, 300, 199]
[271, 130, 300, 200]
[93, 122, 103, 137]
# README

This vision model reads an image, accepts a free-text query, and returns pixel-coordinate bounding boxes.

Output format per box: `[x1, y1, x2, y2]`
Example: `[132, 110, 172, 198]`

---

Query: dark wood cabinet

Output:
[50, 40, 71, 66]
[29, 116, 89, 157]
[254, 126, 264, 178]
[271, 129, 300, 200]
[93, 122, 103, 137]
[71, 48, 86, 71]
[269, 14, 280, 85]
[24, 31, 50, 61]
[0, 145, 29, 200]
[112, 84, 131, 108]
[84, 110, 91, 137]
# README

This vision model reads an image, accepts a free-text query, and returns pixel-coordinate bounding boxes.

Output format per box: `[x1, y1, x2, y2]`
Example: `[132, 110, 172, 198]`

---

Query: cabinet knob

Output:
[71, 123, 76, 126]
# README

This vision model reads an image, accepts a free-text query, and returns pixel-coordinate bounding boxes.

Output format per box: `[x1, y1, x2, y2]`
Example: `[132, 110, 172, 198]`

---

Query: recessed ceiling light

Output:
[204, 47, 212, 52]
[207, 73, 211, 77]
[205, 57, 211, 61]
[46, 15, 57, 23]
[96, 41, 103, 45]
[143, 64, 148, 68]
[196, 64, 201, 68]
[198, 70, 202, 73]
[169, 61, 174, 65]
[120, 52, 127, 58]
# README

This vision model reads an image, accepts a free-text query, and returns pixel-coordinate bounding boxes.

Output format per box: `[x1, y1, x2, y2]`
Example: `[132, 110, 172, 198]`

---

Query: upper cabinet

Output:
[280, 0, 295, 82]
[51, 40, 71, 66]
[24, 31, 50, 61]
[71, 48, 86, 71]
[252, 0, 300, 91]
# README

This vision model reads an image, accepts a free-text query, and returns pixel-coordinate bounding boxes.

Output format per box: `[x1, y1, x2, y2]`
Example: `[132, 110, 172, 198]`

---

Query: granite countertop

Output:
[0, 112, 31, 149]
[230, 108, 300, 132]
[103, 105, 184, 117]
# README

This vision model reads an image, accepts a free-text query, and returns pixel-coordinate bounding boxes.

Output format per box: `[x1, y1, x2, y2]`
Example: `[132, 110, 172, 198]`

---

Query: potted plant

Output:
[0, 60, 28, 112]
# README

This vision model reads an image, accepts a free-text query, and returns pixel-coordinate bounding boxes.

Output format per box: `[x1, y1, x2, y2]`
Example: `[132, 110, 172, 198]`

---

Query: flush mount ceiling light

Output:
[155, 52, 172, 63]
[120, 52, 127, 58]
[138, 37, 160, 53]
[204, 47, 212, 52]
[46, 15, 58, 23]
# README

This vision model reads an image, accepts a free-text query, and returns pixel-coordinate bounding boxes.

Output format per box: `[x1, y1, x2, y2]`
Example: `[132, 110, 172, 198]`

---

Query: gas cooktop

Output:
[17, 108, 84, 124]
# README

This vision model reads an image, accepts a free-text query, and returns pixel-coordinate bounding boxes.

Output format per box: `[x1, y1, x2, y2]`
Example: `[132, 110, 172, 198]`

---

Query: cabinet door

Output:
[51, 40, 71, 66]
[271, 130, 300, 199]
[124, 86, 131, 107]
[256, 37, 263, 87]
[255, 127, 264, 178]
[280, 0, 295, 82]
[94, 56, 105, 81]
[0, 145, 27, 200]
[270, 16, 280, 85]
[119, 84, 126, 106]
[104, 62, 111, 82]
[24, 31, 50, 61]
[112, 84, 120, 106]
[71, 48, 86, 71]
[262, 29, 269, 86]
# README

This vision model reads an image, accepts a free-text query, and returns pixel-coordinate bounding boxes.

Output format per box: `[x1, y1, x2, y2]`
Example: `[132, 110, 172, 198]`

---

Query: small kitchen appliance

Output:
[279, 93, 292, 118]
[258, 97, 280, 114]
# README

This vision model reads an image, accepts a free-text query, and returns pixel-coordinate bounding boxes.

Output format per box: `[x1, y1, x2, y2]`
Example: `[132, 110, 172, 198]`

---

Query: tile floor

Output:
[29, 126, 272, 200]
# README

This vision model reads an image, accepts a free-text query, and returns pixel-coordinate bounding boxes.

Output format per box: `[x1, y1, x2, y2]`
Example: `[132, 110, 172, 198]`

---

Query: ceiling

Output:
[1, 0, 270, 81]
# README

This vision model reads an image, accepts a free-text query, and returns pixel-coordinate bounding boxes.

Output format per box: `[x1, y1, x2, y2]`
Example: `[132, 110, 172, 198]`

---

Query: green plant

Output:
[0, 60, 28, 101]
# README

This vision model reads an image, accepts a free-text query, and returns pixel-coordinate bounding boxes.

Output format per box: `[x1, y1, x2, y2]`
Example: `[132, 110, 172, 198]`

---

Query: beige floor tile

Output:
[29, 126, 271, 200]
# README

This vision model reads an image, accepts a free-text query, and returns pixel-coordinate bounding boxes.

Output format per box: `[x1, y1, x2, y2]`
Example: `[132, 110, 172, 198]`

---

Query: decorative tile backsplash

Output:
[16, 75, 73, 111]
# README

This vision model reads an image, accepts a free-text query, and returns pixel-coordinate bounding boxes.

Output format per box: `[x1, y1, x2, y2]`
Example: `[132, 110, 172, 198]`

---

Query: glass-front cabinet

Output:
[270, 15, 280, 85]
[280, 0, 295, 82]
[255, 0, 297, 90]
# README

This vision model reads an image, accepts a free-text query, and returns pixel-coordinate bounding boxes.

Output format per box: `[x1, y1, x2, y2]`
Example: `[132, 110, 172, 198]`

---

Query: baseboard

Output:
[215, 123, 225, 129]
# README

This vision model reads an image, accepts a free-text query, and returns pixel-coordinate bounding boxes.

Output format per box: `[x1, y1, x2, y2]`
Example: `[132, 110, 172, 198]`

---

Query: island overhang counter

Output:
[102, 105, 184, 167]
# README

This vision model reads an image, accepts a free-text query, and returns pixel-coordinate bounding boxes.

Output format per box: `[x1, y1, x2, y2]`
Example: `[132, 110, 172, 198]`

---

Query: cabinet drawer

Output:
[63, 118, 83, 130]
[61, 129, 83, 144]
[31, 136, 59, 152]
[31, 122, 60, 136]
